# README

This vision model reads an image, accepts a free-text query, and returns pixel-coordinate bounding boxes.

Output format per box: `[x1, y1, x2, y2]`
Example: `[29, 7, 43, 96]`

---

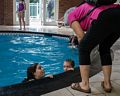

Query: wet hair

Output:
[64, 59, 75, 68]
[22, 63, 39, 82]
[27, 63, 39, 80]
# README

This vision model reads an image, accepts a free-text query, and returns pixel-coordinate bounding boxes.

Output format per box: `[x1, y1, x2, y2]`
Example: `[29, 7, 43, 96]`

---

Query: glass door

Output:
[43, 0, 58, 26]
[13, 0, 29, 25]
[29, 0, 42, 26]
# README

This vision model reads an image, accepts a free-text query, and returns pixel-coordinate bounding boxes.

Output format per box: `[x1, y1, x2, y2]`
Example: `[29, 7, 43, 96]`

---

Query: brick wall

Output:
[58, 0, 83, 19]
[0, 0, 13, 25]
[1, 0, 82, 25]
[0, 1, 4, 25]
[4, 0, 13, 25]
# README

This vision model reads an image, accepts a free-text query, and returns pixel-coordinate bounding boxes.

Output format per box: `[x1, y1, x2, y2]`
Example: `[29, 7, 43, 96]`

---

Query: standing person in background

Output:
[68, 1, 120, 93]
[47, 0, 54, 19]
[17, 0, 26, 30]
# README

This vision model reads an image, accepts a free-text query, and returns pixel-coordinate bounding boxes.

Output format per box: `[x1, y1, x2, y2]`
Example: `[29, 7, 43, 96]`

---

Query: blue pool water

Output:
[0, 34, 79, 87]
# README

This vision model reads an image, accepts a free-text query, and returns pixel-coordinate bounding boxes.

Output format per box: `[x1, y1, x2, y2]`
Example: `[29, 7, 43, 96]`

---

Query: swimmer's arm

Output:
[45, 74, 53, 78]
[68, 68, 74, 71]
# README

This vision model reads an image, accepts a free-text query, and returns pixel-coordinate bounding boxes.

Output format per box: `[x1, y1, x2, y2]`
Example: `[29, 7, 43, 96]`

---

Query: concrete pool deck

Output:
[0, 25, 120, 96]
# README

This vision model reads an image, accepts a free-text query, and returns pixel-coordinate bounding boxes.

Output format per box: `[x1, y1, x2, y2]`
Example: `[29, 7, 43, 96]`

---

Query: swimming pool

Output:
[0, 33, 79, 87]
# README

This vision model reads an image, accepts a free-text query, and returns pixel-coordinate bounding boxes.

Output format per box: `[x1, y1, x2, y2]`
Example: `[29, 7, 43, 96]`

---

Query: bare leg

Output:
[79, 65, 90, 90]
[22, 17, 25, 30]
[102, 65, 112, 88]
[71, 65, 90, 92]
[18, 12, 22, 30]
[21, 13, 26, 30]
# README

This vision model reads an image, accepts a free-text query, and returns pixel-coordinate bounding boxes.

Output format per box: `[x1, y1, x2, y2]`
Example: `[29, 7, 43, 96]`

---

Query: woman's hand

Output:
[77, 36, 82, 43]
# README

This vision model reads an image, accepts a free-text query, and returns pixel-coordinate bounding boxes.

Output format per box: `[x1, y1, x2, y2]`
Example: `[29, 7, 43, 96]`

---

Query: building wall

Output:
[58, 0, 82, 19]
[58, 0, 120, 19]
[0, 0, 13, 25]
[0, 1, 4, 25]
[4, 0, 13, 25]
[1, 0, 119, 25]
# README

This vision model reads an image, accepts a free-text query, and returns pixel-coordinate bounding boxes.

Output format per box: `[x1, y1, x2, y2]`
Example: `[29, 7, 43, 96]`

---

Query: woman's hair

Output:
[27, 63, 39, 80]
[22, 63, 39, 83]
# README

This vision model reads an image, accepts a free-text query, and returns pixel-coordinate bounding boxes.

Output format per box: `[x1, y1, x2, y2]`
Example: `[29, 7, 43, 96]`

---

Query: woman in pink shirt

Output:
[68, 2, 120, 93]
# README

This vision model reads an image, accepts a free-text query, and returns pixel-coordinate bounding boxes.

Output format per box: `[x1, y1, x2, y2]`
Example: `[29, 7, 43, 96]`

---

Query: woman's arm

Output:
[71, 21, 85, 42]
[68, 5, 86, 42]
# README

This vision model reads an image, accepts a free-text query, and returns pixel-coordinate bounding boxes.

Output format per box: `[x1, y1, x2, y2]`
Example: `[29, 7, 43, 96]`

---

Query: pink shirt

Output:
[68, 3, 120, 31]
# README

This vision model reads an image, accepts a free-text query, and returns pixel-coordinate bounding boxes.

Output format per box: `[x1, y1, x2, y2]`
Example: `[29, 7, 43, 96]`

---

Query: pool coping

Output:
[0, 30, 70, 37]
[0, 31, 102, 96]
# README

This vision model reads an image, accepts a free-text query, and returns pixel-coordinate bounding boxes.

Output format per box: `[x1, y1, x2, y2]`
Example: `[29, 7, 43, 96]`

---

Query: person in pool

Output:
[63, 59, 75, 72]
[22, 63, 53, 82]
